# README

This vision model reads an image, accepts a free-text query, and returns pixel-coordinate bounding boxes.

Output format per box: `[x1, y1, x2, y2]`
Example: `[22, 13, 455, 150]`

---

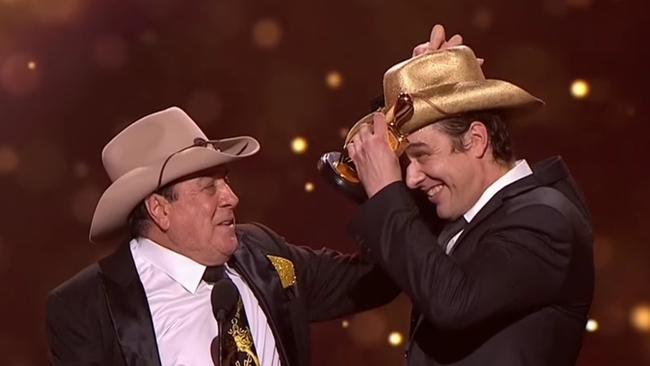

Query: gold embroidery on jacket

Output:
[266, 255, 296, 288]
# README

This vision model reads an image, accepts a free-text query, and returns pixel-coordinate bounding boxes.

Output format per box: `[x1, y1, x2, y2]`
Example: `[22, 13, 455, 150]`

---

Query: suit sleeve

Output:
[249, 223, 400, 321]
[46, 291, 104, 365]
[350, 182, 576, 330]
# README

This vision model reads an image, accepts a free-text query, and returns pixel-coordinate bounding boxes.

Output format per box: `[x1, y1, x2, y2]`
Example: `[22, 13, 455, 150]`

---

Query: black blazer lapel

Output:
[99, 244, 162, 366]
[230, 232, 300, 366]
[449, 157, 570, 255]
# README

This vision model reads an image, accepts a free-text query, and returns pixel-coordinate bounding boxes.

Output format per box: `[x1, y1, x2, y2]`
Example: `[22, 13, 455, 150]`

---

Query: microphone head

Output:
[210, 278, 240, 321]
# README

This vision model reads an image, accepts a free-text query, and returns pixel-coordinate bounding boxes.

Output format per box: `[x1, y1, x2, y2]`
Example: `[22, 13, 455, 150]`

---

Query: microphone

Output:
[210, 278, 239, 366]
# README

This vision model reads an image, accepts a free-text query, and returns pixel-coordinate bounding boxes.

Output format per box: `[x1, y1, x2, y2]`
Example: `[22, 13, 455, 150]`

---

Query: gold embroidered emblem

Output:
[224, 301, 261, 366]
[266, 255, 296, 288]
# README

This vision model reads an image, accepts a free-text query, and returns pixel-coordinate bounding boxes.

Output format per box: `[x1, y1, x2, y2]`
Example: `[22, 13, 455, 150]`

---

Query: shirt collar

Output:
[133, 237, 207, 294]
[463, 159, 533, 223]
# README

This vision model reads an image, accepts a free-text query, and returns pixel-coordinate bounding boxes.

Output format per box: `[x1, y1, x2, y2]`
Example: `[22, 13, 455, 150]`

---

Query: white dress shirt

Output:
[130, 237, 281, 366]
[445, 159, 533, 254]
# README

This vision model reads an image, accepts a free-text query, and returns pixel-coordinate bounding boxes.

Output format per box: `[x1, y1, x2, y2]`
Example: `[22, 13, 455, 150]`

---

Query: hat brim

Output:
[89, 136, 259, 243]
[344, 79, 543, 146]
[401, 79, 544, 134]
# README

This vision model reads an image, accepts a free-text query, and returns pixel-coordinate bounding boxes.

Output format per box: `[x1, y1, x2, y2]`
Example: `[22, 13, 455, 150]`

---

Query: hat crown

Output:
[383, 46, 484, 108]
[102, 107, 207, 182]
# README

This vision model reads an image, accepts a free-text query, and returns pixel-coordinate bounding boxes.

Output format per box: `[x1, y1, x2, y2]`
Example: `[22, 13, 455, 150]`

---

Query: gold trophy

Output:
[318, 93, 414, 202]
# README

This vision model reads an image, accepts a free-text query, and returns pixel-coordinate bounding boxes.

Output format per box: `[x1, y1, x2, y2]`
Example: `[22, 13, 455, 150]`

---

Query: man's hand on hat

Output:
[346, 113, 402, 199]
[412, 24, 484, 65]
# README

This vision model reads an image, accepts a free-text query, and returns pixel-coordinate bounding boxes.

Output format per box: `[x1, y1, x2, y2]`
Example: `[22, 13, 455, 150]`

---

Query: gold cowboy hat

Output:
[344, 45, 544, 151]
[89, 107, 260, 243]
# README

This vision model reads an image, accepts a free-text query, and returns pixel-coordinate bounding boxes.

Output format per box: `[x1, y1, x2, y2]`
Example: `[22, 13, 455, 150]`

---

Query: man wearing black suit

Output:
[345, 42, 594, 365]
[45, 107, 398, 366]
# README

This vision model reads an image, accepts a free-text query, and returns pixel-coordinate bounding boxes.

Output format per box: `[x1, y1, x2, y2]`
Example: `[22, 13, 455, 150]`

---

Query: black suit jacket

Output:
[351, 157, 594, 366]
[46, 223, 398, 366]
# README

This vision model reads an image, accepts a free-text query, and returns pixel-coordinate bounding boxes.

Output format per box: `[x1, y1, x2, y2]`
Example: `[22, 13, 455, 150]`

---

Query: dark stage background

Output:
[1, 0, 649, 364]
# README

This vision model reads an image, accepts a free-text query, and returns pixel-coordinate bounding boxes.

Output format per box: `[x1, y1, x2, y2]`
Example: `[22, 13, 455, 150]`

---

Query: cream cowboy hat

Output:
[344, 45, 544, 150]
[89, 107, 260, 243]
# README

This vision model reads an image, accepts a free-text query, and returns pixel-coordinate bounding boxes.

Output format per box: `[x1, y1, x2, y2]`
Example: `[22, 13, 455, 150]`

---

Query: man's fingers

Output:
[446, 34, 463, 48]
[412, 42, 430, 57]
[372, 113, 388, 138]
[429, 24, 446, 50]
[355, 121, 373, 143]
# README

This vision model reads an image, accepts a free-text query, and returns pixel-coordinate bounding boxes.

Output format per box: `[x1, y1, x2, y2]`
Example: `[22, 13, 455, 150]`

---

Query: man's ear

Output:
[465, 121, 489, 159]
[144, 194, 172, 231]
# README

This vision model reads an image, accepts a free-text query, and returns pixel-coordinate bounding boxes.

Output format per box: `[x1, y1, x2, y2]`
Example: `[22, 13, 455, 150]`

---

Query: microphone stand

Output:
[217, 310, 226, 366]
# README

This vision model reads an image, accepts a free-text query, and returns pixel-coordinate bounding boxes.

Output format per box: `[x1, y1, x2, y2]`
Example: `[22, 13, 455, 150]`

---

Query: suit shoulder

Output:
[49, 262, 103, 301]
[508, 186, 586, 222]
[237, 222, 287, 254]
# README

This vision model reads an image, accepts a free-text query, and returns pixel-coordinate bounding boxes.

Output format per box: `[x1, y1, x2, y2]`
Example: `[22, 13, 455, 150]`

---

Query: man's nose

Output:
[405, 163, 425, 189]
[220, 182, 239, 207]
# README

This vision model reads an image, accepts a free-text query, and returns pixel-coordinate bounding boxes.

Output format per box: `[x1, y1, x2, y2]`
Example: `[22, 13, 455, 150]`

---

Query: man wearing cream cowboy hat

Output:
[346, 43, 594, 364]
[45, 105, 401, 366]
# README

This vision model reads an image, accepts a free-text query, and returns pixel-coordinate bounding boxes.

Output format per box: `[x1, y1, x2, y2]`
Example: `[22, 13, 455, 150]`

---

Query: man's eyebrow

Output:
[405, 142, 429, 152]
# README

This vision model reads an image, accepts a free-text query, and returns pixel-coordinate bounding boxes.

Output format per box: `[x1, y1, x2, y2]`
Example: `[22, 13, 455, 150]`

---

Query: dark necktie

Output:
[437, 216, 468, 251]
[203, 266, 261, 366]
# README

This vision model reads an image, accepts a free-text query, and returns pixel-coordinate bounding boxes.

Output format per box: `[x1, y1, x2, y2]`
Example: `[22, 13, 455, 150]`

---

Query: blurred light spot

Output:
[185, 90, 223, 126]
[0, 145, 19, 174]
[14, 139, 67, 192]
[27, 61, 36, 70]
[28, 0, 85, 25]
[73, 161, 89, 178]
[570, 79, 590, 99]
[1, 53, 41, 96]
[630, 304, 650, 333]
[325, 71, 343, 90]
[341, 320, 349, 328]
[291, 137, 308, 154]
[304, 182, 315, 192]
[472, 7, 493, 30]
[349, 311, 387, 347]
[252, 18, 282, 49]
[339, 127, 350, 139]
[567, 0, 592, 8]
[586, 319, 599, 332]
[71, 185, 102, 224]
[92, 35, 129, 70]
[388, 331, 403, 346]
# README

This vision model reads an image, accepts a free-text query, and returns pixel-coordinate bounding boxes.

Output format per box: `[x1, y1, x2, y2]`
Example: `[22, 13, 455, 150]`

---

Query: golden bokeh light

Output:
[341, 320, 349, 328]
[388, 331, 404, 346]
[304, 182, 315, 192]
[630, 304, 650, 333]
[27, 61, 37, 70]
[252, 19, 282, 49]
[472, 7, 493, 30]
[585, 319, 599, 333]
[325, 71, 343, 89]
[291, 137, 308, 154]
[1, 53, 41, 96]
[571, 79, 590, 99]
[0, 145, 19, 174]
